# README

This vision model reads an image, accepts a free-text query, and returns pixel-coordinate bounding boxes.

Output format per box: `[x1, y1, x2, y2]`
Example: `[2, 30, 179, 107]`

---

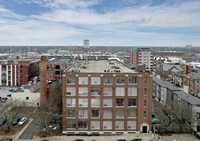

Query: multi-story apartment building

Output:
[46, 59, 74, 80]
[130, 48, 153, 71]
[0, 60, 40, 86]
[62, 59, 153, 134]
[183, 72, 200, 96]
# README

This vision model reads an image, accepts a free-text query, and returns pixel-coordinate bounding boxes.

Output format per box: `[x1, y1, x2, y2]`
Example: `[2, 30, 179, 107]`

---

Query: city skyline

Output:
[0, 0, 200, 46]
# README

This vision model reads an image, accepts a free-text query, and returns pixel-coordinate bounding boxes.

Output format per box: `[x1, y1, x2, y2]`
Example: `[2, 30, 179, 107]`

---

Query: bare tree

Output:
[0, 100, 26, 132]
[36, 97, 60, 131]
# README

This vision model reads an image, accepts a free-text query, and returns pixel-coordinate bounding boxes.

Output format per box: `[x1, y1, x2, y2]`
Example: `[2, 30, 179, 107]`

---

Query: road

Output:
[18, 115, 40, 139]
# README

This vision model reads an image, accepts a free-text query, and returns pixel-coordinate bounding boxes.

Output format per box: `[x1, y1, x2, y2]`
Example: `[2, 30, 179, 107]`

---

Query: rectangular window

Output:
[78, 99, 88, 107]
[116, 77, 125, 84]
[103, 87, 113, 96]
[78, 121, 88, 129]
[103, 77, 113, 84]
[91, 99, 100, 107]
[66, 87, 76, 96]
[91, 87, 101, 96]
[128, 99, 137, 107]
[128, 110, 137, 118]
[103, 99, 112, 107]
[115, 110, 124, 118]
[144, 100, 147, 107]
[91, 121, 100, 129]
[66, 121, 76, 129]
[115, 121, 124, 129]
[103, 121, 112, 129]
[78, 87, 88, 96]
[116, 87, 125, 96]
[79, 77, 88, 85]
[67, 77, 76, 84]
[66, 99, 76, 107]
[128, 87, 137, 96]
[79, 110, 88, 118]
[127, 121, 136, 129]
[116, 99, 125, 107]
[144, 111, 146, 118]
[66, 110, 76, 118]
[128, 77, 137, 84]
[91, 110, 100, 118]
[103, 110, 112, 118]
[91, 77, 100, 85]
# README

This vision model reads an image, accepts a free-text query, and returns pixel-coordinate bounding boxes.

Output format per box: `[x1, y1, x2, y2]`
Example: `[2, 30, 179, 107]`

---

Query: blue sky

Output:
[0, 0, 200, 46]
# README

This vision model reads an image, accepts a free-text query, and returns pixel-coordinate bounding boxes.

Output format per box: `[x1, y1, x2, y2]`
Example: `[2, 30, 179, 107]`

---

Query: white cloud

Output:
[32, 1, 200, 27]
[0, 0, 200, 46]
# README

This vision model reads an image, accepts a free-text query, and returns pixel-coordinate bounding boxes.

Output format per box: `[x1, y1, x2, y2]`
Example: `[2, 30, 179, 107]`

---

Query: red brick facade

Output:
[62, 71, 152, 134]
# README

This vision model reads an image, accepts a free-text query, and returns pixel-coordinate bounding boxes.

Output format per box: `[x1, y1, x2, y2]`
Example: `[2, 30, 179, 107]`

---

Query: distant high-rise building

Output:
[130, 48, 153, 71]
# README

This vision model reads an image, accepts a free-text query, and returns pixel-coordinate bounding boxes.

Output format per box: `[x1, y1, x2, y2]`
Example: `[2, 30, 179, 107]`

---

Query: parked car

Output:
[48, 124, 58, 131]
[12, 117, 20, 126]
[0, 118, 6, 126]
[152, 118, 161, 124]
[18, 117, 27, 126]
[130, 139, 142, 141]
[75, 139, 84, 141]
[117, 139, 126, 141]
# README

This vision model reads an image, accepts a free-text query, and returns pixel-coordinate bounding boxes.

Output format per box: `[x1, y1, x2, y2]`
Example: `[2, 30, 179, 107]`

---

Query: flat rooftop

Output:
[67, 60, 136, 73]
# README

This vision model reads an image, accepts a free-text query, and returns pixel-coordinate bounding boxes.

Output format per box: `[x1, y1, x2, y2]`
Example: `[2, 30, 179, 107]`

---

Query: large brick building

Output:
[62, 59, 153, 134]
[46, 59, 74, 80]
[0, 60, 40, 86]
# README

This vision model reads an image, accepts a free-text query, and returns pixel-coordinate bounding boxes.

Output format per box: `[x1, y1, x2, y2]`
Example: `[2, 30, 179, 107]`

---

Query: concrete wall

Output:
[11, 89, 40, 107]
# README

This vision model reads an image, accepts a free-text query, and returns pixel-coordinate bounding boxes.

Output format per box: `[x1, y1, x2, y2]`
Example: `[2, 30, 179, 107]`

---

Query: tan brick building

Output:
[129, 48, 154, 71]
[62, 60, 153, 134]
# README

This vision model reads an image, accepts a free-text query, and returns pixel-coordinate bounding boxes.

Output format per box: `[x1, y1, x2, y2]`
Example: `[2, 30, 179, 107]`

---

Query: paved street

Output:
[18, 118, 40, 139]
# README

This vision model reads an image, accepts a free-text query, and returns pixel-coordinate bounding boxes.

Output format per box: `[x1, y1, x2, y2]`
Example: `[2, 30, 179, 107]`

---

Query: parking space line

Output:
[17, 118, 33, 139]
[32, 131, 39, 140]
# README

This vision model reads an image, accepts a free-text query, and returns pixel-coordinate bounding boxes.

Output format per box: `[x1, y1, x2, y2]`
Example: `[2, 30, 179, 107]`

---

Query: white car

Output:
[18, 117, 27, 126]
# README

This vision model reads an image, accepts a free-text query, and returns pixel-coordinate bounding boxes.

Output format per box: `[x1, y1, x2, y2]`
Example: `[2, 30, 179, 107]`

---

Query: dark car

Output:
[12, 117, 20, 126]
[0, 118, 6, 126]
[75, 139, 84, 141]
[1, 138, 12, 141]
[130, 139, 142, 141]
[117, 139, 126, 141]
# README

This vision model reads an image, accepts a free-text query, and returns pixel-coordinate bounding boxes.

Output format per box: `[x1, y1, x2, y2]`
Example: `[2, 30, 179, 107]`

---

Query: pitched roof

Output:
[188, 72, 200, 79]
[162, 63, 183, 72]
[174, 91, 200, 105]
[153, 77, 180, 91]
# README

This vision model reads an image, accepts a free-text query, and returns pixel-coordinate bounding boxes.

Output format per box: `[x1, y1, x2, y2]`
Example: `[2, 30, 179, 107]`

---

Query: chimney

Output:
[40, 56, 47, 106]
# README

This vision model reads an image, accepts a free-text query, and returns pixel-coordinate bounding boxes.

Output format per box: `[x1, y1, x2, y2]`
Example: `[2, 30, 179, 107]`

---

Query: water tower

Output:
[83, 40, 90, 60]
